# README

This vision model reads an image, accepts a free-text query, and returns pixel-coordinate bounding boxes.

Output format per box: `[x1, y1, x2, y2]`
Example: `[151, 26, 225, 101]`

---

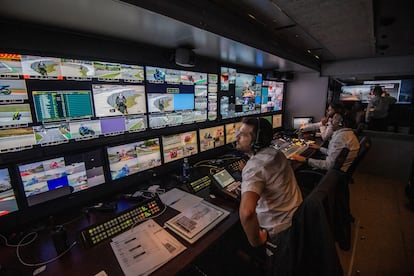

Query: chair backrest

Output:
[346, 136, 371, 178]
[286, 169, 345, 275]
[333, 147, 350, 170]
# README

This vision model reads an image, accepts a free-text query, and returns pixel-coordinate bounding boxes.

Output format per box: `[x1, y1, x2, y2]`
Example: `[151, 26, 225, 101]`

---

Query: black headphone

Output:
[252, 118, 262, 153]
[336, 114, 344, 127]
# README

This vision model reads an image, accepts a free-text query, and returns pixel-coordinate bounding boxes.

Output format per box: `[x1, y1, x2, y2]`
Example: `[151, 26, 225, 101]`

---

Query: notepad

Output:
[164, 200, 230, 243]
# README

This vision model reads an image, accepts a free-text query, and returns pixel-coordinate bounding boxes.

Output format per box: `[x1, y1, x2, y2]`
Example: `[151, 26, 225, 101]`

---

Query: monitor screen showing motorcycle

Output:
[92, 84, 146, 117]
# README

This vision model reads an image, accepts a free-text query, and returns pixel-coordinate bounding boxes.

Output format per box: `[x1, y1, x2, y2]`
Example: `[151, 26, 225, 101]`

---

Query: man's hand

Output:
[308, 143, 321, 150]
[290, 154, 306, 162]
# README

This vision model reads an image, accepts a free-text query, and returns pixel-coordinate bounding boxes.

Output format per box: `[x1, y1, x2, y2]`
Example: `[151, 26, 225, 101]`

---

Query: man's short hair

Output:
[241, 117, 273, 149]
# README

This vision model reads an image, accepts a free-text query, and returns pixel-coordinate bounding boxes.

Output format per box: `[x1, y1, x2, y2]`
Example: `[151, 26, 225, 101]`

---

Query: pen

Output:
[169, 198, 181, 205]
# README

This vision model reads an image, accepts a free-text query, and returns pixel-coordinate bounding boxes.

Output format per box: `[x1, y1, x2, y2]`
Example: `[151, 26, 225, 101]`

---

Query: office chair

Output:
[345, 135, 371, 184]
[295, 147, 350, 198]
[268, 169, 345, 275]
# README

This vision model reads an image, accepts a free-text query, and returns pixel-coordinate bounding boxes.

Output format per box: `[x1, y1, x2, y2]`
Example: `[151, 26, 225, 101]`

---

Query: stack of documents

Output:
[160, 188, 230, 244]
[111, 219, 186, 276]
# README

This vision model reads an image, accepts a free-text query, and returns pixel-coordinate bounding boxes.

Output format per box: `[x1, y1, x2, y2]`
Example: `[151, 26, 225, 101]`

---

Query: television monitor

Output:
[106, 138, 162, 180]
[0, 79, 28, 102]
[0, 127, 36, 153]
[363, 79, 414, 104]
[93, 61, 121, 80]
[33, 123, 70, 145]
[18, 149, 106, 206]
[221, 72, 262, 119]
[162, 131, 198, 163]
[92, 84, 146, 117]
[340, 84, 373, 102]
[69, 120, 102, 140]
[199, 125, 225, 152]
[125, 115, 147, 132]
[220, 67, 236, 91]
[32, 90, 94, 122]
[120, 64, 144, 82]
[261, 81, 284, 112]
[0, 103, 33, 128]
[164, 69, 181, 84]
[292, 117, 313, 130]
[181, 71, 196, 85]
[0, 168, 19, 216]
[60, 59, 95, 79]
[261, 115, 272, 125]
[234, 73, 262, 114]
[0, 53, 23, 77]
[225, 122, 242, 144]
[399, 79, 414, 104]
[146, 66, 166, 83]
[100, 117, 126, 135]
[272, 114, 282, 129]
[21, 55, 62, 78]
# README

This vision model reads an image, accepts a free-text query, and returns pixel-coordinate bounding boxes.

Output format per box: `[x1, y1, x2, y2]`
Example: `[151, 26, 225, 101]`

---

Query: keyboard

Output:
[80, 195, 164, 247]
[281, 143, 308, 159]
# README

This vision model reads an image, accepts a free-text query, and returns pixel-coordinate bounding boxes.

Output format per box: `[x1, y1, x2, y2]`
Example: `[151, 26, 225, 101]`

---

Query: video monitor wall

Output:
[107, 138, 162, 180]
[199, 125, 225, 152]
[162, 131, 198, 163]
[18, 149, 106, 206]
[0, 168, 18, 217]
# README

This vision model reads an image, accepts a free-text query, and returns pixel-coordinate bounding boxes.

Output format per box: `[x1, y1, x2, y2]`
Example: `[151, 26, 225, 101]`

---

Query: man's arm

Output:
[239, 191, 267, 247]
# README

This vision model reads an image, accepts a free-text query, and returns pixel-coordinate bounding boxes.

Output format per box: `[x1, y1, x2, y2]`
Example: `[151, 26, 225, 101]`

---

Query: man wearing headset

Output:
[291, 112, 360, 172]
[236, 117, 303, 251]
[299, 102, 344, 141]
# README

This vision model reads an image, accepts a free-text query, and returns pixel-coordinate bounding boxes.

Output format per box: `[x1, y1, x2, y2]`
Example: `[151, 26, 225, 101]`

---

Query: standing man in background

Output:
[365, 86, 396, 131]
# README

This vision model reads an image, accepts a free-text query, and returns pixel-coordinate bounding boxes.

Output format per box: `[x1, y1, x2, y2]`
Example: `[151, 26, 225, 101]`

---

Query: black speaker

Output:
[265, 70, 282, 80]
[175, 48, 195, 67]
[281, 72, 294, 81]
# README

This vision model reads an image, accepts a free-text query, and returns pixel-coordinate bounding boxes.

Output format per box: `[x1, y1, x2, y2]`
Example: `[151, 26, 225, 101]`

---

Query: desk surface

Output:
[0, 193, 239, 276]
[0, 147, 314, 276]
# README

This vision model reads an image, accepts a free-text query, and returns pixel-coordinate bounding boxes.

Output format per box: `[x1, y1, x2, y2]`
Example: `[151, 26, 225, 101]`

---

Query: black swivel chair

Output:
[269, 169, 346, 275]
[345, 135, 371, 184]
[295, 147, 350, 198]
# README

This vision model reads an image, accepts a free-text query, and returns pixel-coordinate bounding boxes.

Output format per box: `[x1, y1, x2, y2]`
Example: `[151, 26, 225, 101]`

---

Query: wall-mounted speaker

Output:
[175, 48, 195, 67]
[281, 72, 294, 81]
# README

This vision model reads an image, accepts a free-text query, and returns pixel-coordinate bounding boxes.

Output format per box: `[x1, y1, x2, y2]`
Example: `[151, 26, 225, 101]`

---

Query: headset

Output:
[252, 117, 262, 153]
[335, 113, 344, 127]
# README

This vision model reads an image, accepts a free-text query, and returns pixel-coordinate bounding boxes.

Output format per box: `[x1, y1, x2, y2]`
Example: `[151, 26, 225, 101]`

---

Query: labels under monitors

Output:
[80, 195, 164, 247]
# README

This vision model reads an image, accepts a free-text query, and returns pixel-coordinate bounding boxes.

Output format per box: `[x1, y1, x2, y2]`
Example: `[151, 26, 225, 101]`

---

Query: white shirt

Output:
[308, 128, 360, 172]
[301, 118, 333, 141]
[241, 147, 303, 238]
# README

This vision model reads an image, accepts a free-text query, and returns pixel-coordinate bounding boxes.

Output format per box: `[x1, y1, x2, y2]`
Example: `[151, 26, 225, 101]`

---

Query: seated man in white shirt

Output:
[300, 102, 344, 141]
[291, 112, 360, 172]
